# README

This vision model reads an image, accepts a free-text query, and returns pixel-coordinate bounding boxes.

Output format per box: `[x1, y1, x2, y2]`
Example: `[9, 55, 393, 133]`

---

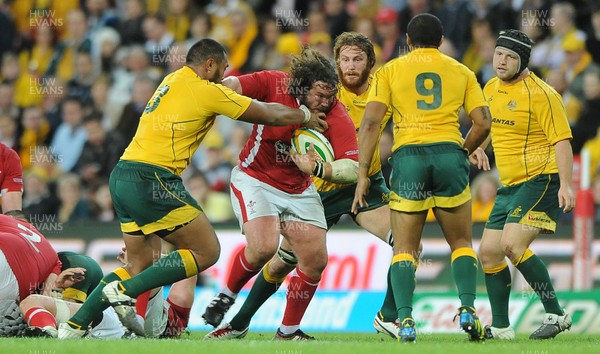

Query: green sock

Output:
[516, 253, 563, 315]
[390, 255, 416, 321]
[229, 269, 282, 330]
[121, 250, 198, 298]
[451, 252, 478, 308]
[378, 266, 397, 322]
[68, 268, 130, 329]
[484, 264, 512, 328]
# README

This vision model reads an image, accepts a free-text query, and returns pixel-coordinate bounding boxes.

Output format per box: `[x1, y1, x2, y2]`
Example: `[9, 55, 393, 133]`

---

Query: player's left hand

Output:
[290, 143, 320, 175]
[558, 185, 575, 213]
[55, 267, 87, 289]
[468, 147, 490, 171]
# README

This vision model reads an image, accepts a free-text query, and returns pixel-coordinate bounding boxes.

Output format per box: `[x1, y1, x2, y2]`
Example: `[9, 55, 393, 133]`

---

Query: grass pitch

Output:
[3, 332, 598, 354]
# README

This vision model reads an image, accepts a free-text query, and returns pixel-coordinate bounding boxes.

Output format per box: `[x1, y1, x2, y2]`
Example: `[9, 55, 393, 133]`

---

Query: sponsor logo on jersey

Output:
[492, 117, 516, 126]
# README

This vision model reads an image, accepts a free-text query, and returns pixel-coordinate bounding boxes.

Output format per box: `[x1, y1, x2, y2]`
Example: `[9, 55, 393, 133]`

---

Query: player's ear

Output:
[439, 35, 444, 48]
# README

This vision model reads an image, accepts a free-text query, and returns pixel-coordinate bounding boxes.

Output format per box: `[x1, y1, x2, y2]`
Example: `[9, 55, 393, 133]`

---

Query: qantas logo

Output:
[492, 118, 515, 126]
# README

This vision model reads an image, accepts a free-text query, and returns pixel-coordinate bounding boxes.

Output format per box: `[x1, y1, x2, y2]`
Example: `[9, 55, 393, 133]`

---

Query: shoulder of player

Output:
[483, 77, 499, 92]
[325, 100, 353, 124]
[524, 74, 561, 102]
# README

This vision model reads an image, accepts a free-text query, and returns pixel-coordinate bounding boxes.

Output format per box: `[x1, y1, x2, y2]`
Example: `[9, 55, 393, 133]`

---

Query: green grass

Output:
[3, 332, 598, 354]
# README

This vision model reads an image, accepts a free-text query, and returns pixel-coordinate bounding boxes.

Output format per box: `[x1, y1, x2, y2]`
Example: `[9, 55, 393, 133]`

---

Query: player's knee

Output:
[192, 243, 220, 271]
[299, 252, 328, 278]
[500, 240, 524, 264]
[247, 244, 279, 266]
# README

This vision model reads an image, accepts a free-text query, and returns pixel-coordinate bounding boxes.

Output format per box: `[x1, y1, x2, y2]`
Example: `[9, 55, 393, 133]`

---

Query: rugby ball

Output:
[291, 127, 335, 163]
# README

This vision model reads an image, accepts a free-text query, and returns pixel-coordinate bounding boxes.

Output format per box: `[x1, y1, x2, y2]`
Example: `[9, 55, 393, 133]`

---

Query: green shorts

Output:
[57, 251, 104, 302]
[109, 160, 202, 235]
[318, 172, 389, 228]
[486, 174, 560, 233]
[389, 143, 471, 212]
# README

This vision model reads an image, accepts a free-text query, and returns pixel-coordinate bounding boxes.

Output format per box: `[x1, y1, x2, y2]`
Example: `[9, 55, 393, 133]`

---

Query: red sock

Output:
[25, 308, 57, 329]
[281, 267, 320, 326]
[166, 298, 191, 327]
[135, 290, 152, 318]
[226, 247, 261, 293]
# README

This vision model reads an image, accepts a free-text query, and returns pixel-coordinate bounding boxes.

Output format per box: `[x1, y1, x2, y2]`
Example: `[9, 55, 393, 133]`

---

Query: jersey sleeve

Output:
[238, 71, 274, 101]
[367, 66, 392, 107]
[198, 83, 252, 120]
[327, 102, 359, 161]
[0, 147, 23, 193]
[536, 88, 573, 144]
[463, 68, 488, 115]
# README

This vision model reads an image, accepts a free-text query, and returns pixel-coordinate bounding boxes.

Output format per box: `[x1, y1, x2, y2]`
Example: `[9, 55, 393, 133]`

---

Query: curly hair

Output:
[333, 32, 376, 70]
[287, 47, 338, 98]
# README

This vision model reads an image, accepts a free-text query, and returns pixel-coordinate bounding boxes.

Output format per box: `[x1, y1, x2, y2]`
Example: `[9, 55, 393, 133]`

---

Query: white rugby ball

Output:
[291, 127, 335, 163]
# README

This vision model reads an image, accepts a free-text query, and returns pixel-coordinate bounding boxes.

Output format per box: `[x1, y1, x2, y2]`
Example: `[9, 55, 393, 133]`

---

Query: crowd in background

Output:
[0, 0, 598, 225]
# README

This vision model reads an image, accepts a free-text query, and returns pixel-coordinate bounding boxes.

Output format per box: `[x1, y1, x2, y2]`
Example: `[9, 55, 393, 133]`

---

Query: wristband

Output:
[312, 160, 325, 178]
[299, 105, 311, 124]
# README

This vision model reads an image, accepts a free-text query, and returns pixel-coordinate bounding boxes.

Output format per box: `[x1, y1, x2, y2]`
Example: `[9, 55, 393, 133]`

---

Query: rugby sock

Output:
[391, 253, 416, 322]
[280, 267, 319, 334]
[120, 250, 198, 298]
[134, 290, 152, 318]
[67, 267, 131, 330]
[25, 308, 57, 329]
[230, 262, 285, 330]
[222, 247, 262, 297]
[451, 247, 478, 308]
[166, 298, 191, 327]
[378, 266, 398, 322]
[483, 261, 512, 328]
[514, 249, 563, 315]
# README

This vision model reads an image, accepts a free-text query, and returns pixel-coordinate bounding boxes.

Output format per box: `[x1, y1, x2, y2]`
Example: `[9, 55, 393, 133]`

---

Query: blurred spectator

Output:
[90, 182, 115, 222]
[301, 11, 328, 46]
[227, 9, 258, 75]
[242, 17, 283, 73]
[398, 0, 432, 35]
[546, 69, 582, 125]
[475, 36, 496, 86]
[1, 52, 20, 83]
[225, 123, 251, 165]
[437, 0, 472, 58]
[75, 115, 125, 189]
[571, 71, 600, 153]
[375, 7, 405, 63]
[67, 52, 98, 105]
[324, 0, 350, 39]
[50, 98, 87, 172]
[0, 114, 17, 149]
[0, 81, 18, 118]
[462, 18, 493, 74]
[28, 145, 62, 183]
[470, 171, 500, 222]
[18, 24, 56, 77]
[142, 14, 175, 69]
[309, 32, 333, 59]
[46, 8, 92, 81]
[470, 0, 516, 34]
[85, 0, 119, 38]
[529, 2, 584, 75]
[18, 106, 50, 170]
[275, 32, 302, 71]
[115, 74, 157, 144]
[166, 0, 191, 42]
[197, 133, 233, 193]
[22, 171, 59, 220]
[582, 126, 600, 182]
[561, 31, 600, 104]
[351, 17, 384, 69]
[89, 75, 113, 129]
[94, 27, 121, 75]
[185, 171, 234, 223]
[41, 77, 68, 136]
[439, 37, 458, 59]
[56, 173, 90, 223]
[164, 41, 188, 75]
[354, 0, 384, 19]
[117, 0, 147, 46]
[207, 0, 257, 49]
[0, 3, 16, 58]
[586, 4, 600, 65]
[185, 12, 213, 48]
[4, 52, 43, 108]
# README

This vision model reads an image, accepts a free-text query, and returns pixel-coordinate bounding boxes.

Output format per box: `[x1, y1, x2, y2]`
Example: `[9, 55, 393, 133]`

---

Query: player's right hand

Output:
[351, 176, 371, 214]
[55, 267, 87, 289]
[303, 111, 328, 132]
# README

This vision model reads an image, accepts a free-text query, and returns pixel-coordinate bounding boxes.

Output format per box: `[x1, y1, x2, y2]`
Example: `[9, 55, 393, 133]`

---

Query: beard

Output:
[338, 67, 370, 90]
